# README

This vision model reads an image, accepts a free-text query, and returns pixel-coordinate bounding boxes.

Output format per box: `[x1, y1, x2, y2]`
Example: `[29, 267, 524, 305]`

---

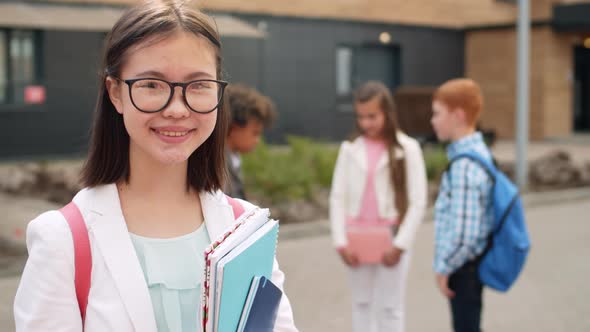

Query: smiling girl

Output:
[14, 1, 297, 331]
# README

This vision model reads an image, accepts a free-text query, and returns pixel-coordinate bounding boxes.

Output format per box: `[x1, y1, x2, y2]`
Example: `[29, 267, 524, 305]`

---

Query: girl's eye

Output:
[188, 81, 214, 91]
[136, 80, 166, 90]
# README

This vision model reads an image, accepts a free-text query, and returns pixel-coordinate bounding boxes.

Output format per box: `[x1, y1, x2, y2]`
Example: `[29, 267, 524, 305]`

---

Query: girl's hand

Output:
[338, 247, 359, 267]
[382, 246, 403, 267]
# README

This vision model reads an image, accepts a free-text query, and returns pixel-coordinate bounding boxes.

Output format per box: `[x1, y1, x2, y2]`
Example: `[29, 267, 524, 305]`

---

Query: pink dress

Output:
[347, 137, 398, 228]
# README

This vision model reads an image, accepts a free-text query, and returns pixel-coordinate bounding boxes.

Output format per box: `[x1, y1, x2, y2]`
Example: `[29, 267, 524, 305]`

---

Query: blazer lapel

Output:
[201, 191, 235, 242]
[350, 138, 368, 171]
[87, 184, 157, 332]
[84, 187, 236, 332]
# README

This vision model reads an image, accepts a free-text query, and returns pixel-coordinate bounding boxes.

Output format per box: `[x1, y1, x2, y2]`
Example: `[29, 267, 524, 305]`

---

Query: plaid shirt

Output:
[434, 132, 495, 275]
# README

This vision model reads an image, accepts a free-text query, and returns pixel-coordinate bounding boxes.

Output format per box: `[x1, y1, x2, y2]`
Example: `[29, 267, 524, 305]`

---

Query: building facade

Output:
[1, 0, 589, 158]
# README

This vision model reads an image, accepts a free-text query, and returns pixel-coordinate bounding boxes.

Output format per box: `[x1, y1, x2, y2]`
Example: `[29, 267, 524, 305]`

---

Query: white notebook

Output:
[199, 207, 271, 332]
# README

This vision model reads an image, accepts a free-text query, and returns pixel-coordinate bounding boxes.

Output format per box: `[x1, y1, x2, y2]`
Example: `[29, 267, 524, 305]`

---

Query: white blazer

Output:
[329, 132, 428, 251]
[14, 184, 298, 332]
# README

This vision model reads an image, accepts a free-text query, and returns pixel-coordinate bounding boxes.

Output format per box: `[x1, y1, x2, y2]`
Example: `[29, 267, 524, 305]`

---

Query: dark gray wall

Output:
[226, 14, 465, 142]
[0, 14, 464, 159]
[0, 30, 102, 159]
[221, 36, 262, 88]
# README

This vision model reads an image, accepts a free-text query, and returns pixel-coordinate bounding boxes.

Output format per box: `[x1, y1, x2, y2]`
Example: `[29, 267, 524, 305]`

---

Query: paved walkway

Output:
[277, 193, 590, 332]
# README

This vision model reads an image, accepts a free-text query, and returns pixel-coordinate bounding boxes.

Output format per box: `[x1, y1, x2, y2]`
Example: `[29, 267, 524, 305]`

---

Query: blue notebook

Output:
[238, 276, 282, 332]
[215, 220, 279, 332]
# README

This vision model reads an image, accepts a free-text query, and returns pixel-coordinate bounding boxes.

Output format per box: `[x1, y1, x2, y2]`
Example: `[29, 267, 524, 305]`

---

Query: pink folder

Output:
[347, 227, 393, 264]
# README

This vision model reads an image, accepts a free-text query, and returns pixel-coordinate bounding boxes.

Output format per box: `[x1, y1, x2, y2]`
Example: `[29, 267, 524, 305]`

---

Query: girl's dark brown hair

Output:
[353, 81, 408, 222]
[81, 0, 228, 192]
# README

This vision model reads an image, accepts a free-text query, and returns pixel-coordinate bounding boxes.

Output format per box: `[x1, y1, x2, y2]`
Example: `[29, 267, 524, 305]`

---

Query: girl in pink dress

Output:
[330, 81, 428, 332]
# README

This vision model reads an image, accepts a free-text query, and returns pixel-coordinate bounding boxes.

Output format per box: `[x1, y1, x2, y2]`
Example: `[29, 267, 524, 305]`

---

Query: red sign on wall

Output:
[24, 86, 46, 105]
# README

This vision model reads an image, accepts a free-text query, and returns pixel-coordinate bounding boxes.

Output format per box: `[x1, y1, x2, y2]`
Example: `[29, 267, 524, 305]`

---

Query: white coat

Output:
[14, 184, 298, 332]
[329, 132, 428, 250]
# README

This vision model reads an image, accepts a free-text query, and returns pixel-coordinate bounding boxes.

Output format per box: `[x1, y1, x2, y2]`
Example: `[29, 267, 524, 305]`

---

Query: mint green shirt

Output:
[130, 224, 210, 332]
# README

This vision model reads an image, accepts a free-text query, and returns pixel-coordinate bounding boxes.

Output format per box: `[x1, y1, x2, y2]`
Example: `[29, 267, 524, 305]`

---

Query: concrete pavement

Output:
[277, 195, 590, 332]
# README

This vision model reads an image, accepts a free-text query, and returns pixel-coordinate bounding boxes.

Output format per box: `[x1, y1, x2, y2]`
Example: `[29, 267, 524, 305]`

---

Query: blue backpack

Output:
[448, 152, 531, 292]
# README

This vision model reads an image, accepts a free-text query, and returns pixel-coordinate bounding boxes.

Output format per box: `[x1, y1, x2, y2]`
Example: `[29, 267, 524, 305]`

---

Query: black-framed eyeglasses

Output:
[112, 77, 228, 114]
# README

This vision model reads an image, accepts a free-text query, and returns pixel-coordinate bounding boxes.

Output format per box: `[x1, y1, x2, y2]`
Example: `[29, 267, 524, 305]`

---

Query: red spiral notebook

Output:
[346, 227, 393, 264]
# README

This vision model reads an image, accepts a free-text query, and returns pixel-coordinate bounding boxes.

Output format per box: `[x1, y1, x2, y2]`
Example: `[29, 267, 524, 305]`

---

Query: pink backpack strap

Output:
[225, 195, 245, 220]
[59, 202, 92, 327]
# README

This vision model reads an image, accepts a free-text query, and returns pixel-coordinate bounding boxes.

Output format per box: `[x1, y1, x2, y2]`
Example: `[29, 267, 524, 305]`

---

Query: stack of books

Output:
[237, 275, 282, 332]
[199, 208, 282, 332]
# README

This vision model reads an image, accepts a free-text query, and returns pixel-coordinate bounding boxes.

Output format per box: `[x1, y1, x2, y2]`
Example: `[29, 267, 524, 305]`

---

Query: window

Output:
[335, 44, 401, 102]
[0, 29, 41, 105]
[336, 47, 353, 97]
[0, 32, 6, 104]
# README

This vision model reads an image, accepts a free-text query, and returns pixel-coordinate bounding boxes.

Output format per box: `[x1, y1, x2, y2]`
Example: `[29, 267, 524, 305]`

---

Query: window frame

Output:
[334, 42, 402, 110]
[0, 28, 43, 108]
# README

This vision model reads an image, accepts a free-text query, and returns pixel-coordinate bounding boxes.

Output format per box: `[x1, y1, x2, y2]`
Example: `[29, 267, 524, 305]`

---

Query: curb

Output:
[521, 186, 590, 208]
[0, 234, 27, 256]
[3, 187, 590, 251]
[279, 186, 590, 241]
[0, 194, 60, 256]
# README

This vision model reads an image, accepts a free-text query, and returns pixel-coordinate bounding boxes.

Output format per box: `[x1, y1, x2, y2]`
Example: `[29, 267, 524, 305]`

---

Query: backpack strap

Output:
[225, 194, 246, 220]
[446, 152, 503, 261]
[59, 202, 92, 327]
[446, 152, 497, 182]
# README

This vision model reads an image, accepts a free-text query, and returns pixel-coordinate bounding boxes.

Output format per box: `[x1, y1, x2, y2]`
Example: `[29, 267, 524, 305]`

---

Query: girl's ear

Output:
[105, 77, 124, 115]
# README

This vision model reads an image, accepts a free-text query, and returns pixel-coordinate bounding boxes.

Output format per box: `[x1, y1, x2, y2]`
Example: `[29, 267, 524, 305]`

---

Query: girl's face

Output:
[106, 32, 218, 165]
[355, 96, 386, 140]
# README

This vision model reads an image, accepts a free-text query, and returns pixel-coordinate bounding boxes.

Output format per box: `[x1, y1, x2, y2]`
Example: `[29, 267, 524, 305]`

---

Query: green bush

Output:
[242, 136, 338, 203]
[286, 136, 339, 188]
[423, 145, 448, 182]
[243, 137, 448, 203]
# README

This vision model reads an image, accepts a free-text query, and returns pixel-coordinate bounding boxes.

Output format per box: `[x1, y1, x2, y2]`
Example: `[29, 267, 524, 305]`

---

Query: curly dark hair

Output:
[226, 84, 276, 128]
